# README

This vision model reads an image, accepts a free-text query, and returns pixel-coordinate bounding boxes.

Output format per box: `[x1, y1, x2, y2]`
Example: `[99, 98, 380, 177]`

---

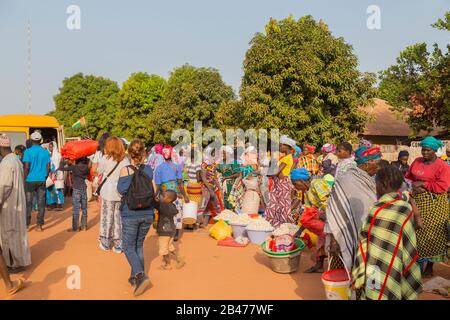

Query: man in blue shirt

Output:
[23, 131, 51, 231]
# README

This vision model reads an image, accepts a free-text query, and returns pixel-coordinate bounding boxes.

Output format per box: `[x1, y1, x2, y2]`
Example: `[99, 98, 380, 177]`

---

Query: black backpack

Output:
[124, 165, 155, 210]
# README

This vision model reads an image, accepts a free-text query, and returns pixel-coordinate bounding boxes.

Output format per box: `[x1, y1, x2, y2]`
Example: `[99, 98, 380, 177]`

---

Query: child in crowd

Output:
[60, 157, 90, 232]
[155, 190, 185, 270]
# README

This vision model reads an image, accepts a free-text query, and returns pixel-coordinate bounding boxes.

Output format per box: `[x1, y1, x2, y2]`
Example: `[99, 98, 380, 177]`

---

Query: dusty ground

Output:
[1, 199, 449, 300]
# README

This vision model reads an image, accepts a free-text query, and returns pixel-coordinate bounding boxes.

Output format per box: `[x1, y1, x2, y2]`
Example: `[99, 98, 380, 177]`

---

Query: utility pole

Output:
[26, 18, 32, 114]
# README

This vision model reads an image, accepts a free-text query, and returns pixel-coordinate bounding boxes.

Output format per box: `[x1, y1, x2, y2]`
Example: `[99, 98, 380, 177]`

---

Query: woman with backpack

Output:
[117, 139, 155, 297]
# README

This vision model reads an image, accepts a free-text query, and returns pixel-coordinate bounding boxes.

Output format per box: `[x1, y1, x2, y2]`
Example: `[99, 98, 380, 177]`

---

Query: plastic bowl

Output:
[246, 229, 274, 245]
[230, 223, 248, 238]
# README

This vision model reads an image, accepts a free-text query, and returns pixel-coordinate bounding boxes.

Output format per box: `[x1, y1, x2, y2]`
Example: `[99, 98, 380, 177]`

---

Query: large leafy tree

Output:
[149, 64, 235, 144]
[113, 72, 166, 143]
[217, 16, 376, 145]
[379, 12, 450, 132]
[50, 73, 120, 139]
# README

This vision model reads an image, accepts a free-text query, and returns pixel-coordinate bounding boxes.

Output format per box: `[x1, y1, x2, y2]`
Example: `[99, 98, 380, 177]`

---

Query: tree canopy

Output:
[113, 72, 166, 143]
[50, 73, 120, 139]
[379, 12, 450, 132]
[149, 64, 235, 144]
[217, 16, 376, 146]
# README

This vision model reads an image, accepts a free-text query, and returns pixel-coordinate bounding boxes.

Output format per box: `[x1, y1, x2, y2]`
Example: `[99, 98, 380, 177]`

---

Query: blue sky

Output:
[0, 0, 449, 115]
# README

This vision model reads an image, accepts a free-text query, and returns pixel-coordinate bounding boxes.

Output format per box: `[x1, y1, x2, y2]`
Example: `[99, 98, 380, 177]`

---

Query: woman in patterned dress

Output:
[198, 148, 223, 227]
[217, 146, 241, 210]
[405, 136, 450, 277]
[264, 136, 296, 228]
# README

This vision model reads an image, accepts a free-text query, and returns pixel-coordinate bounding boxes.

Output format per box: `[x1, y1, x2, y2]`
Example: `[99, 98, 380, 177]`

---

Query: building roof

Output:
[363, 99, 411, 137]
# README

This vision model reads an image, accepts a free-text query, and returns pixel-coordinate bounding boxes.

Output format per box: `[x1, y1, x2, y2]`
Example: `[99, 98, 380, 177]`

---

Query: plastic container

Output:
[246, 228, 273, 245]
[321, 255, 352, 300]
[230, 223, 247, 238]
[182, 201, 198, 225]
[261, 239, 305, 274]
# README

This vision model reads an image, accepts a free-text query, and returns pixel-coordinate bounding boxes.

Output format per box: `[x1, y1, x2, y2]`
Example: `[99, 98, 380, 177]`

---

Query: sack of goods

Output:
[209, 219, 232, 241]
[61, 140, 99, 160]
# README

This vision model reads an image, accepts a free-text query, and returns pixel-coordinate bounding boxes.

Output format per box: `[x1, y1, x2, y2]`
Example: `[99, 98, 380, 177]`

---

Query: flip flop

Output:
[8, 279, 24, 296]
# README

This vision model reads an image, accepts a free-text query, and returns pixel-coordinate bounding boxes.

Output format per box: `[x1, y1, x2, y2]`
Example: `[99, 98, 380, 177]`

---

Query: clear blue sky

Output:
[0, 0, 449, 115]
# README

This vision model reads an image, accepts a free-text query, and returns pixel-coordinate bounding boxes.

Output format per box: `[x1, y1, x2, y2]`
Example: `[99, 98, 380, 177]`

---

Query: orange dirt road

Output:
[1, 200, 449, 300]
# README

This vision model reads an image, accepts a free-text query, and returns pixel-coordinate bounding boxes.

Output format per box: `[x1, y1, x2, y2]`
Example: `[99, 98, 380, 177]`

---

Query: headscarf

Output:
[162, 145, 173, 160]
[358, 138, 372, 149]
[419, 136, 444, 151]
[154, 144, 164, 155]
[50, 141, 62, 169]
[303, 144, 316, 153]
[398, 150, 409, 158]
[354, 146, 382, 165]
[290, 168, 310, 181]
[280, 135, 297, 148]
[321, 143, 336, 154]
[293, 145, 302, 158]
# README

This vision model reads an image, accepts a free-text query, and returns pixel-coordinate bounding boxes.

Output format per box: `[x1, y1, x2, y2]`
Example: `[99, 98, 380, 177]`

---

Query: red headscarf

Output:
[304, 144, 316, 154]
[162, 145, 173, 160]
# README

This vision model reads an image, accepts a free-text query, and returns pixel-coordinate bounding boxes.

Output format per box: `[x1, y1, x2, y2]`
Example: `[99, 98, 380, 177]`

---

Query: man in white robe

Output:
[0, 134, 32, 272]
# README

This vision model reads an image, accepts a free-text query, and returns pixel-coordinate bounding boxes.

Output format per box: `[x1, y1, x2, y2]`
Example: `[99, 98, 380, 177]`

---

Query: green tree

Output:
[50, 73, 120, 139]
[149, 64, 235, 144]
[113, 72, 166, 143]
[217, 16, 376, 146]
[379, 12, 450, 132]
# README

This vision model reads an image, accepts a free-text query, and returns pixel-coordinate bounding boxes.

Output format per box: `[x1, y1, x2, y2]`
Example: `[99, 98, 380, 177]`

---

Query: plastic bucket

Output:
[230, 223, 247, 238]
[182, 202, 198, 225]
[321, 255, 352, 300]
[246, 229, 273, 245]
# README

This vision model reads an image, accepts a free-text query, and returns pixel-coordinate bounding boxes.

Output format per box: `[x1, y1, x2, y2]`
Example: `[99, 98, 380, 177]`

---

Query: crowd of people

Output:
[0, 129, 449, 299]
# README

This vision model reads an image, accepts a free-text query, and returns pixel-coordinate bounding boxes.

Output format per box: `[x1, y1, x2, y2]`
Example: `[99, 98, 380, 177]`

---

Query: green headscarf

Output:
[420, 136, 444, 151]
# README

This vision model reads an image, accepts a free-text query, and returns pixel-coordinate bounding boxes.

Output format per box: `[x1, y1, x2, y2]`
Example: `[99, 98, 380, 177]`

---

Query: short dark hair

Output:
[15, 145, 26, 153]
[375, 165, 404, 193]
[378, 159, 390, 168]
[337, 142, 352, 153]
[164, 190, 177, 202]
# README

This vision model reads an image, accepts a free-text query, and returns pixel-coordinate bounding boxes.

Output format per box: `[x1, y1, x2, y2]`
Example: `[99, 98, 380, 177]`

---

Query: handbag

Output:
[93, 161, 120, 197]
[46, 176, 54, 189]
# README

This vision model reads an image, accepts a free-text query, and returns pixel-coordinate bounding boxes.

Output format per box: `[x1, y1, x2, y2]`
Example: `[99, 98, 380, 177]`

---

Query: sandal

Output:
[8, 279, 24, 296]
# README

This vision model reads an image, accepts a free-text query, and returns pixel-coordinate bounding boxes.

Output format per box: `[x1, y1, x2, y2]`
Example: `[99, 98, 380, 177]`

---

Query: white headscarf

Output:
[50, 141, 61, 169]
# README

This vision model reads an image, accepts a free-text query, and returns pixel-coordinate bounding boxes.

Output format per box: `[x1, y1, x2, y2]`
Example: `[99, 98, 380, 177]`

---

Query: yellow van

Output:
[0, 114, 65, 150]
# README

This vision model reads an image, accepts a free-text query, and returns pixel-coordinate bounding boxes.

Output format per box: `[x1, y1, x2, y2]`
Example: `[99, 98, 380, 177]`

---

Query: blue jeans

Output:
[122, 214, 153, 277]
[72, 188, 88, 230]
[25, 182, 46, 226]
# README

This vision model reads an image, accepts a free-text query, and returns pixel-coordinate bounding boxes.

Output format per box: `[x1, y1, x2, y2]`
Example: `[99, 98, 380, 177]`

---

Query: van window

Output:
[0, 132, 27, 150]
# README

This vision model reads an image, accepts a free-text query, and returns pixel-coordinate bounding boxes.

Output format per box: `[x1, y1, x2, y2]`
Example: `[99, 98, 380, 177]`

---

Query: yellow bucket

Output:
[321, 255, 352, 300]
